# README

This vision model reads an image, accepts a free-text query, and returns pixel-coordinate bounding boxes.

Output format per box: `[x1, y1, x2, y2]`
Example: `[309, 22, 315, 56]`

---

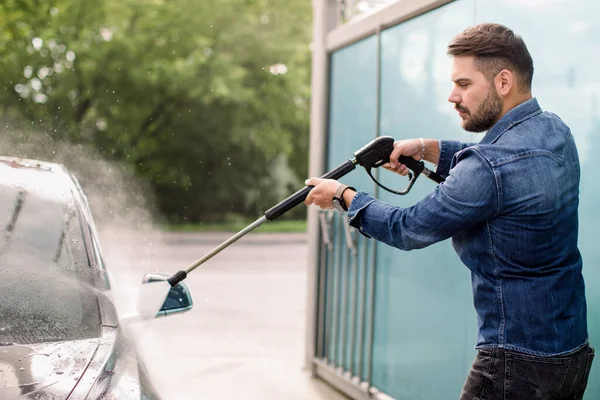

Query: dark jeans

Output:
[460, 344, 595, 400]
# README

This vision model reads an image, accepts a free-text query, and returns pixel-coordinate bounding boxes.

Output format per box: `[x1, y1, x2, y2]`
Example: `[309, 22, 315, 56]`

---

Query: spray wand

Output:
[166, 135, 444, 287]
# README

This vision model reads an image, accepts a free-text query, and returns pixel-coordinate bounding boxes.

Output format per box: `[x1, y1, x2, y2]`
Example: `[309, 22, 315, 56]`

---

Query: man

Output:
[305, 23, 594, 399]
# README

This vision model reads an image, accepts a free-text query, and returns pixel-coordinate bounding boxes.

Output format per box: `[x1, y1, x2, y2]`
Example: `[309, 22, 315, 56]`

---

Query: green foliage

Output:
[0, 0, 312, 222]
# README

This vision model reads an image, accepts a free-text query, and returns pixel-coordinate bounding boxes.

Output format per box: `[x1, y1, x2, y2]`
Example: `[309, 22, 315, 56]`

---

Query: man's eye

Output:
[459, 83, 469, 88]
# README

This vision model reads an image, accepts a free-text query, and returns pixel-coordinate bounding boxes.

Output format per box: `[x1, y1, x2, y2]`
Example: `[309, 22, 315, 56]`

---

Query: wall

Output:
[321, 0, 600, 398]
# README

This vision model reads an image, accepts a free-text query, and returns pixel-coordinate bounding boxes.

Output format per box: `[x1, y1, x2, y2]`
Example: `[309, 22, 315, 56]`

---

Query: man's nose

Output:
[448, 88, 460, 104]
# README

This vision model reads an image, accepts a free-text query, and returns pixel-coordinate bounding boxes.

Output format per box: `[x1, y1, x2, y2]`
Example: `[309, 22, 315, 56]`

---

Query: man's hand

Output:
[382, 138, 440, 176]
[382, 139, 423, 176]
[304, 178, 342, 209]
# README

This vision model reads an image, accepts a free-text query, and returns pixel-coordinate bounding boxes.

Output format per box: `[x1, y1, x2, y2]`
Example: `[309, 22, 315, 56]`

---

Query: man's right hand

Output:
[382, 138, 440, 176]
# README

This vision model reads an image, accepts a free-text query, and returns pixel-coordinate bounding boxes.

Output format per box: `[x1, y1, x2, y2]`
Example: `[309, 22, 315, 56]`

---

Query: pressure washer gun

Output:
[166, 135, 445, 287]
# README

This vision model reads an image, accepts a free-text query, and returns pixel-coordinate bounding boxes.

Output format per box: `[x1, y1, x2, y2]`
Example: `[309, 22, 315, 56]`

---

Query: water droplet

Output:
[56, 370, 64, 375]
[19, 367, 24, 371]
[32, 38, 43, 51]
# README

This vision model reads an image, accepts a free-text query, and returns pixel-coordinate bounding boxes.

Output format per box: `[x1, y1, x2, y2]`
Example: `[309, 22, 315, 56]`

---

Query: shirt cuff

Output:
[347, 191, 377, 238]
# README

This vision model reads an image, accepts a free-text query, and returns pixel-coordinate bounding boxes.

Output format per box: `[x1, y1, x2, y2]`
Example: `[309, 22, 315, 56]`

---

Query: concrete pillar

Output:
[304, 0, 340, 373]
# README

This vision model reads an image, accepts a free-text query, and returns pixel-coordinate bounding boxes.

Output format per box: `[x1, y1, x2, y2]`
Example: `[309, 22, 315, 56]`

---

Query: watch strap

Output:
[334, 184, 348, 199]
[333, 184, 356, 211]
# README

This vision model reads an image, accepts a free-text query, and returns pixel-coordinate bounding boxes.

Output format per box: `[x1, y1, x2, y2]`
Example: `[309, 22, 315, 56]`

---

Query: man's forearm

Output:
[423, 139, 441, 165]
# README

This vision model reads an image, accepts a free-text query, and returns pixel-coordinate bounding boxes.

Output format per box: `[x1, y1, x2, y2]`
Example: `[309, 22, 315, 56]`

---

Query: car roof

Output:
[0, 156, 76, 204]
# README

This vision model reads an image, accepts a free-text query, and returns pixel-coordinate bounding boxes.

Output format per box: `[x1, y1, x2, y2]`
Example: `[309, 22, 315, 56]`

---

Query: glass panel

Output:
[474, 2, 600, 397]
[372, 1, 476, 398]
[325, 35, 379, 377]
[327, 35, 378, 191]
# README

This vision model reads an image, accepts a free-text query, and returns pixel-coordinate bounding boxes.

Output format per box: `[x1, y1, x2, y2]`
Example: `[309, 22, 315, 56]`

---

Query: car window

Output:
[0, 184, 102, 344]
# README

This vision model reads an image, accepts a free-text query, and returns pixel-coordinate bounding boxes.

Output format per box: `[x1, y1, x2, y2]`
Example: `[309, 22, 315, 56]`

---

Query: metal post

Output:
[339, 220, 348, 371]
[331, 215, 342, 367]
[316, 238, 327, 358]
[317, 211, 333, 358]
[347, 225, 358, 376]
[366, 239, 378, 385]
[324, 211, 335, 360]
[366, 25, 383, 387]
[305, 0, 340, 372]
[345, 223, 359, 377]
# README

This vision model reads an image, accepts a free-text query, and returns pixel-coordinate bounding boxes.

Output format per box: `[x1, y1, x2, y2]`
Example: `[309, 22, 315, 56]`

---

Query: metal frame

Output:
[327, 0, 454, 52]
[314, 358, 371, 400]
[313, 358, 397, 400]
[305, 0, 457, 398]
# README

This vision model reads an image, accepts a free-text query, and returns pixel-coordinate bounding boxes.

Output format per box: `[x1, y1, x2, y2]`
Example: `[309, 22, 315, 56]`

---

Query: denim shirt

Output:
[347, 98, 588, 356]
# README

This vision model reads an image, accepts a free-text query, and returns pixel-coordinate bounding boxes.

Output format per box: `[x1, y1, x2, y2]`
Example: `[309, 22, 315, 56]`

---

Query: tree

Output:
[0, 0, 312, 222]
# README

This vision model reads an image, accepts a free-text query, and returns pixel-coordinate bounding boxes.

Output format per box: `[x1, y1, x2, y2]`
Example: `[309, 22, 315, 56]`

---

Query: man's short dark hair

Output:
[447, 23, 534, 93]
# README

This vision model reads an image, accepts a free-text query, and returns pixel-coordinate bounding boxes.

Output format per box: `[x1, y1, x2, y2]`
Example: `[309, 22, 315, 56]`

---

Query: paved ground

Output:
[98, 228, 347, 400]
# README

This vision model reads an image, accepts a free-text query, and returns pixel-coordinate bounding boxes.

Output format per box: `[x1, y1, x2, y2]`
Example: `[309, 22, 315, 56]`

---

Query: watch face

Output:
[332, 197, 346, 212]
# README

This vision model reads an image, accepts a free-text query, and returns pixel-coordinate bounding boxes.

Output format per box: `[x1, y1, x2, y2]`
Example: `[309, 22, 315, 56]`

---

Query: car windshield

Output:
[0, 183, 102, 344]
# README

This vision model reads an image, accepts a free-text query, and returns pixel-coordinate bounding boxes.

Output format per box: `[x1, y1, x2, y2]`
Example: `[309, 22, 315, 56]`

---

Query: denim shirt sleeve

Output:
[347, 148, 498, 250]
[436, 140, 477, 177]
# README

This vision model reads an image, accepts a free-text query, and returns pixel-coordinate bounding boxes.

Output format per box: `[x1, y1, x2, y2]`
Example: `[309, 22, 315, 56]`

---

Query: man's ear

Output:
[495, 69, 513, 96]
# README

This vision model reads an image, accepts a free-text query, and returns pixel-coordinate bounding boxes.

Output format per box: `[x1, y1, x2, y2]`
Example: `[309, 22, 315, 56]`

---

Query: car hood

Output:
[0, 339, 100, 399]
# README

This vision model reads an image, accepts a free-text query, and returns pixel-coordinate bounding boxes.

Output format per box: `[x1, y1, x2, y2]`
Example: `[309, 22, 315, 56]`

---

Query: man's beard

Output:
[457, 87, 503, 133]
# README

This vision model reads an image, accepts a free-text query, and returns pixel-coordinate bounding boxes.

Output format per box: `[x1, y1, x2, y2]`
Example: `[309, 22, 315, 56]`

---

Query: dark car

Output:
[0, 156, 193, 399]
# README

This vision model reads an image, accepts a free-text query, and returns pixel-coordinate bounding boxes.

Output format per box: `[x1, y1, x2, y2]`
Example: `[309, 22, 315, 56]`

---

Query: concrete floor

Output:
[99, 228, 348, 400]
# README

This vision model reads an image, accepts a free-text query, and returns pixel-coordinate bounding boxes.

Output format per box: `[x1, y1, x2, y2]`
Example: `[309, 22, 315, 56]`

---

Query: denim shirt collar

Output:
[480, 97, 542, 145]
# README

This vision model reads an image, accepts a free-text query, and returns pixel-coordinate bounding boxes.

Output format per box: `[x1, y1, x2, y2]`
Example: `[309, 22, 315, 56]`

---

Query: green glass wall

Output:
[321, 0, 599, 398]
[374, 1, 476, 399]
[474, 2, 600, 399]
[321, 35, 378, 381]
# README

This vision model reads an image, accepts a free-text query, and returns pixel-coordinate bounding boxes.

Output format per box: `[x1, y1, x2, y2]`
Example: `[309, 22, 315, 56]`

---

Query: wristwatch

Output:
[332, 184, 355, 212]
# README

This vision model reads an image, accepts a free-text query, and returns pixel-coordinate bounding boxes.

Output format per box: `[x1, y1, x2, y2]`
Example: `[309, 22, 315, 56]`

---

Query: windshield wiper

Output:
[0, 342, 14, 346]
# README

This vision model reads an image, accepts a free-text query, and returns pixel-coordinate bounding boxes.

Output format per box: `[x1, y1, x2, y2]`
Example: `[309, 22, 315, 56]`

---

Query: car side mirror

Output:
[142, 273, 194, 317]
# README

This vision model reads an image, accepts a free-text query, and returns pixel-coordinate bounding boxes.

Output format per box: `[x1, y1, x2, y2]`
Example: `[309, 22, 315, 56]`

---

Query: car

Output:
[0, 156, 193, 399]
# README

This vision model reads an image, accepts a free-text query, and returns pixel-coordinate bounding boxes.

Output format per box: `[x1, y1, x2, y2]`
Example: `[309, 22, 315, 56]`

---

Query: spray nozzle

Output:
[167, 270, 187, 287]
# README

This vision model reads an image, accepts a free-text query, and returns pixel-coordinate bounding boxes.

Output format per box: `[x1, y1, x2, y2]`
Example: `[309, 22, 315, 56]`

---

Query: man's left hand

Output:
[304, 178, 342, 209]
